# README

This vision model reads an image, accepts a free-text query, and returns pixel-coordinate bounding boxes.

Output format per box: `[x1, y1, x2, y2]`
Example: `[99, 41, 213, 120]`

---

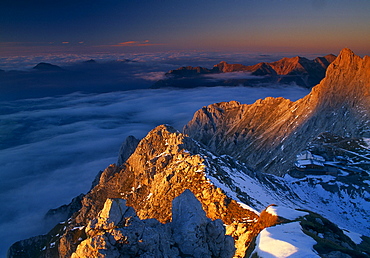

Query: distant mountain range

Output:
[33, 62, 65, 71]
[8, 49, 370, 258]
[153, 54, 336, 88]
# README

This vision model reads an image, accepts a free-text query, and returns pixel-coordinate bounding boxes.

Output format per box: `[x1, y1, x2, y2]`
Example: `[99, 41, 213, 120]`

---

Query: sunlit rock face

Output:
[71, 191, 235, 258]
[184, 48, 370, 176]
[73, 125, 255, 226]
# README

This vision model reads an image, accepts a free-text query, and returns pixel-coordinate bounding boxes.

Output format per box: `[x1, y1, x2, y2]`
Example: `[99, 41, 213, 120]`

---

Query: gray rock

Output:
[117, 135, 140, 166]
[75, 198, 179, 258]
[44, 193, 84, 229]
[206, 219, 235, 258]
[172, 189, 211, 257]
[171, 189, 235, 258]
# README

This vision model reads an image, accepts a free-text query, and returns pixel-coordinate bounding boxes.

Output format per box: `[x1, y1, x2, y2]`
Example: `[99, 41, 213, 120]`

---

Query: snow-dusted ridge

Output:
[200, 149, 370, 236]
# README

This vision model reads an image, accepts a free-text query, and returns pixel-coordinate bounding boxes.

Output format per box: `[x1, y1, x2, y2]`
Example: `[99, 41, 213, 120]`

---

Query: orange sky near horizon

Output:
[0, 0, 369, 56]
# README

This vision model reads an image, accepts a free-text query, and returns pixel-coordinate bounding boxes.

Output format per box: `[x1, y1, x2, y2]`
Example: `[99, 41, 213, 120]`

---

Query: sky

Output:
[1, 0, 370, 56]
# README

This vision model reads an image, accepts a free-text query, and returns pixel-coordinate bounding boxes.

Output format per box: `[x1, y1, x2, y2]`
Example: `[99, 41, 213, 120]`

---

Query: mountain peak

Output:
[339, 47, 355, 56]
[332, 48, 361, 68]
[33, 62, 63, 71]
[313, 48, 369, 105]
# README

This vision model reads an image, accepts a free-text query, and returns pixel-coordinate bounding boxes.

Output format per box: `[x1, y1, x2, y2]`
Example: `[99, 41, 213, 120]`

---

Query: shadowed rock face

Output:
[184, 49, 370, 176]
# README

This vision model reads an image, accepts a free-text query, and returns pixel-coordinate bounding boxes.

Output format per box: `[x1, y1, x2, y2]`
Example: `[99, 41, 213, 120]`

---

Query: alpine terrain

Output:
[8, 48, 370, 258]
[152, 53, 336, 88]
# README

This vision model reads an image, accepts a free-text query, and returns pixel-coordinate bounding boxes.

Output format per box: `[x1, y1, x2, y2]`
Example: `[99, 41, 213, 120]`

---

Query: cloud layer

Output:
[0, 51, 294, 72]
[205, 71, 264, 80]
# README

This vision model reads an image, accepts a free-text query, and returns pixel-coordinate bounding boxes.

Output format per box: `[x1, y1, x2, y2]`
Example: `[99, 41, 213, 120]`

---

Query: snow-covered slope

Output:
[200, 150, 370, 236]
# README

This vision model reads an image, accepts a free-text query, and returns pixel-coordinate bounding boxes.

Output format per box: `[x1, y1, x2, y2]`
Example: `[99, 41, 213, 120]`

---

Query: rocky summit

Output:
[8, 49, 370, 258]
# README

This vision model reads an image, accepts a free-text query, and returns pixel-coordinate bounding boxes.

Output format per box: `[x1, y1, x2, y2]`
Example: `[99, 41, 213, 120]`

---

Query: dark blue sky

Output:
[1, 0, 370, 55]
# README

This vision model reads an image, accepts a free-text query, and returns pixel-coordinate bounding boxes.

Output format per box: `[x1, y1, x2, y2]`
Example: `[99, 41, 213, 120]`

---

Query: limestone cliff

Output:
[184, 48, 370, 175]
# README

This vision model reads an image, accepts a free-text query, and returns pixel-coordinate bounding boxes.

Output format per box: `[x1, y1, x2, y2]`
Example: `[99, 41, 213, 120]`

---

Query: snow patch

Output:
[361, 138, 370, 149]
[265, 206, 308, 220]
[341, 228, 363, 244]
[71, 226, 85, 231]
[253, 222, 319, 258]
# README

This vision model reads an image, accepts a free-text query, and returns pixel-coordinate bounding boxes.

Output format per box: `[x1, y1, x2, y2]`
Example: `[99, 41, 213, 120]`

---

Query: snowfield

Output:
[252, 222, 319, 258]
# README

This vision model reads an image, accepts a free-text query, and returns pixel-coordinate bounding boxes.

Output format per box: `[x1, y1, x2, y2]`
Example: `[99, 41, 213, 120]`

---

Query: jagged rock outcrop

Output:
[44, 194, 84, 230]
[71, 199, 178, 258]
[184, 48, 370, 176]
[11, 125, 257, 257]
[153, 53, 336, 88]
[7, 235, 50, 258]
[70, 190, 235, 258]
[72, 125, 256, 226]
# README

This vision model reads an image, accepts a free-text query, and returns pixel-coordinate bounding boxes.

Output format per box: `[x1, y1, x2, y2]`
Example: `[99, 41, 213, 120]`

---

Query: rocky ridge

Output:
[184, 48, 370, 176]
[9, 125, 261, 257]
[153, 53, 336, 88]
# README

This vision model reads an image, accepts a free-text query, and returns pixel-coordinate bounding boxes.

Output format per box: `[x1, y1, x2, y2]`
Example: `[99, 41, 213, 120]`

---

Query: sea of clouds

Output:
[0, 52, 312, 255]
